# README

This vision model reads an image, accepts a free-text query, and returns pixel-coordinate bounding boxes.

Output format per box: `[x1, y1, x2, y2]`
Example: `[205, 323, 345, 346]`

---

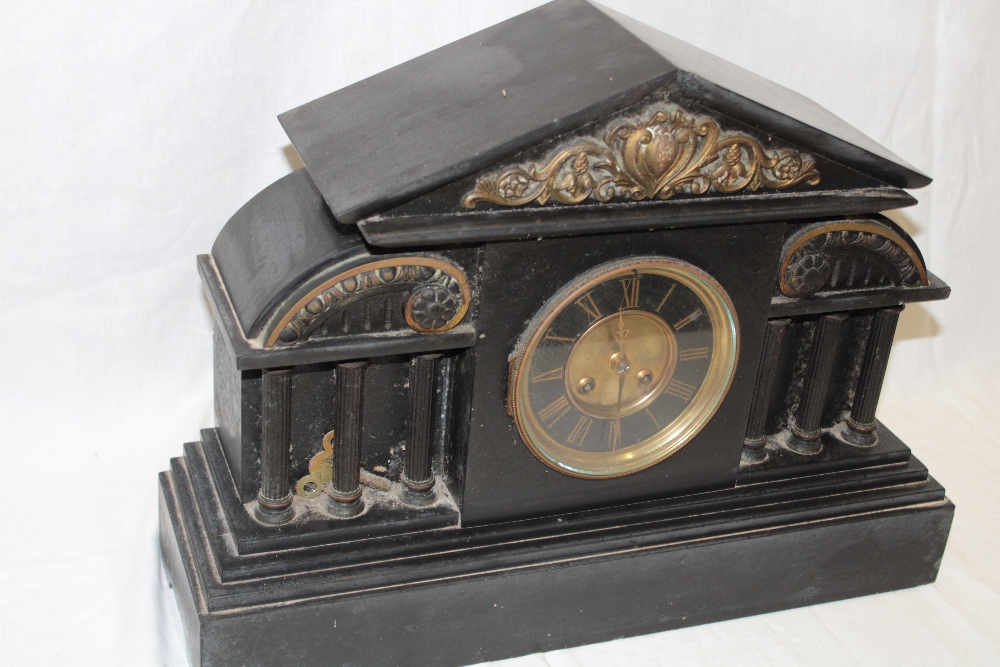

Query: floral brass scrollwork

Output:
[462, 103, 821, 209]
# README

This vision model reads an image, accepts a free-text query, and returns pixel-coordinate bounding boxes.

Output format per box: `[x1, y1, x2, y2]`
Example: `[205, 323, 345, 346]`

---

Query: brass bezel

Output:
[510, 256, 740, 479]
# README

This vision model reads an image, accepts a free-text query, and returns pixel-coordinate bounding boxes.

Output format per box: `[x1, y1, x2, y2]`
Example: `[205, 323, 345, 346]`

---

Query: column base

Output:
[841, 420, 878, 447]
[398, 480, 437, 508]
[786, 428, 823, 455]
[740, 439, 768, 465]
[253, 494, 294, 526]
[326, 494, 365, 519]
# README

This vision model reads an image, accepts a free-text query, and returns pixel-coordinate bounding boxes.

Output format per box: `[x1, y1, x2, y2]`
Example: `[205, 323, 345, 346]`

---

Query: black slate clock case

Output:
[466, 225, 780, 523]
[159, 2, 953, 665]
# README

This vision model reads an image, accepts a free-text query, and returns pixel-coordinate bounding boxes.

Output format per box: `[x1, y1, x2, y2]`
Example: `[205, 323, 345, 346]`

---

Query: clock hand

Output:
[614, 371, 625, 452]
[615, 309, 629, 363]
[612, 309, 629, 453]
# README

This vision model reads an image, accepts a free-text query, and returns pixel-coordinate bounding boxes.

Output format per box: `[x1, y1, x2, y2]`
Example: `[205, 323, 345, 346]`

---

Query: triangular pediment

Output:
[357, 93, 914, 247]
[462, 97, 826, 209]
[278, 0, 927, 247]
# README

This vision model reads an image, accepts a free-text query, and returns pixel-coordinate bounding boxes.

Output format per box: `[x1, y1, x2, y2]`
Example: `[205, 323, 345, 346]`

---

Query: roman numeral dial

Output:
[512, 257, 739, 479]
[620, 276, 640, 309]
[575, 292, 602, 323]
[531, 367, 564, 384]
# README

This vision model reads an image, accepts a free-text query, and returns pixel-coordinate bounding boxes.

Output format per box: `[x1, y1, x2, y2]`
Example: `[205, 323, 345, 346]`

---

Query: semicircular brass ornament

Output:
[463, 102, 820, 209]
[779, 221, 928, 298]
[265, 256, 471, 347]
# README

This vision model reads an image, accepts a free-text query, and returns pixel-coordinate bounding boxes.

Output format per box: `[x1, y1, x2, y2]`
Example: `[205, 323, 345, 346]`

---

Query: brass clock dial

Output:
[510, 257, 739, 478]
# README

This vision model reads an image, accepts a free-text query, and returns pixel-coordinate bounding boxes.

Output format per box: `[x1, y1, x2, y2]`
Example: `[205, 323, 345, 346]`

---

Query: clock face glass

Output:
[511, 257, 739, 478]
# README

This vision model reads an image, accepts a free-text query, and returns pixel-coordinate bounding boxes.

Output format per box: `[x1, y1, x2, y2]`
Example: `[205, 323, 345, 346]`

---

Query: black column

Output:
[742, 319, 790, 464]
[329, 361, 367, 517]
[255, 367, 294, 525]
[844, 306, 903, 446]
[788, 312, 848, 455]
[401, 354, 441, 504]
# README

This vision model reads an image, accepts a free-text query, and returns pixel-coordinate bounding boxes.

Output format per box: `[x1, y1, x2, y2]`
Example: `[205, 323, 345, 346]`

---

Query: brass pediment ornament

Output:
[462, 103, 821, 209]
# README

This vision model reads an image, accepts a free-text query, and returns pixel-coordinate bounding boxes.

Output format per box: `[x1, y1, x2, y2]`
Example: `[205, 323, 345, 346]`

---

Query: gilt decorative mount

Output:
[779, 220, 928, 298]
[463, 102, 821, 209]
[265, 257, 471, 347]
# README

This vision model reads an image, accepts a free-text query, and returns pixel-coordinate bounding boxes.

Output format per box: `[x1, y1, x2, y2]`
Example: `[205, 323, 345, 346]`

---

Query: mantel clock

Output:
[159, 2, 953, 665]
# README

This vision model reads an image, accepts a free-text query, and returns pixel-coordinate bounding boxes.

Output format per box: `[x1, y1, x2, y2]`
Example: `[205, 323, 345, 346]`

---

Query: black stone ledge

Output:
[739, 421, 913, 484]
[198, 254, 477, 370]
[188, 452, 935, 586]
[769, 271, 950, 318]
[162, 423, 944, 608]
[187, 430, 460, 561]
[160, 457, 952, 667]
[357, 187, 916, 248]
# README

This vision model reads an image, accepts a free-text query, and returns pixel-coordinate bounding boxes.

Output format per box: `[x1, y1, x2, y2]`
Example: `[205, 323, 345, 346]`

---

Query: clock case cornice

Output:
[277, 0, 927, 249]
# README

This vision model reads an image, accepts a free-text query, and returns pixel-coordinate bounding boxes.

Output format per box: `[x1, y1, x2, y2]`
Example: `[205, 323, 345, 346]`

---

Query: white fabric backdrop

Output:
[1, 1, 997, 664]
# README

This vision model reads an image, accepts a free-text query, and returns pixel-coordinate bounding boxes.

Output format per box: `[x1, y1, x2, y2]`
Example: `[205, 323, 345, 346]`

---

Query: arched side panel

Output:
[778, 217, 928, 299]
[262, 256, 472, 348]
[211, 169, 367, 339]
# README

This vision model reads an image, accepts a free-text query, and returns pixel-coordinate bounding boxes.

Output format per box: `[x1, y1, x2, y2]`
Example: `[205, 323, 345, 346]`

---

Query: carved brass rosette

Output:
[779, 221, 928, 298]
[265, 257, 470, 347]
[463, 102, 820, 209]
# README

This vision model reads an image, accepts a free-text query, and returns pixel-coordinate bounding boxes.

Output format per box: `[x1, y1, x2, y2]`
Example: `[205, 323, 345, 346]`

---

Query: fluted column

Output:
[843, 306, 903, 446]
[788, 312, 848, 455]
[401, 354, 441, 505]
[328, 361, 367, 517]
[742, 319, 790, 464]
[255, 367, 294, 525]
